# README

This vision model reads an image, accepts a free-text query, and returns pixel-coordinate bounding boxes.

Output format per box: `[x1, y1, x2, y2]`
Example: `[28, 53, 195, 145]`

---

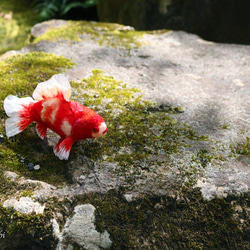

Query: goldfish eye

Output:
[93, 127, 99, 133]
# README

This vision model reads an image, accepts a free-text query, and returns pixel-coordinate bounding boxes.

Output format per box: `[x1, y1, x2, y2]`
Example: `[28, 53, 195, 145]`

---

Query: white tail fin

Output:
[32, 74, 71, 101]
[4, 95, 35, 138]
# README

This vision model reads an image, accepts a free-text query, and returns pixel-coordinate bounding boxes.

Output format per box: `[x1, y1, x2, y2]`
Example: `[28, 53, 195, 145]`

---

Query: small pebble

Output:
[34, 165, 40, 171]
[27, 162, 35, 171]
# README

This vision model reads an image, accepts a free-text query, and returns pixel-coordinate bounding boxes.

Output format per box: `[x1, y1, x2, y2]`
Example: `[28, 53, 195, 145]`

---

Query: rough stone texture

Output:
[196, 161, 250, 200]
[3, 197, 45, 214]
[21, 20, 250, 201]
[1, 20, 250, 248]
[55, 204, 112, 250]
[4, 170, 56, 198]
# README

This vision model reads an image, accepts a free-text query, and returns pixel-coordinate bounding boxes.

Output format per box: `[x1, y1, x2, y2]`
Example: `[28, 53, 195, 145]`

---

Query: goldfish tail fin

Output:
[32, 74, 71, 101]
[4, 95, 35, 138]
[53, 137, 74, 160]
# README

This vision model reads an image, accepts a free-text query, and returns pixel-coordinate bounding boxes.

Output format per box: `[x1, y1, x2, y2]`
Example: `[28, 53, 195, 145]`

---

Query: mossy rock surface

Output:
[0, 20, 249, 249]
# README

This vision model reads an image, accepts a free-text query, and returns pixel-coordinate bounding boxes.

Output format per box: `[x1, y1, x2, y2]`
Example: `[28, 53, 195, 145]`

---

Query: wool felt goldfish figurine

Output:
[4, 74, 108, 160]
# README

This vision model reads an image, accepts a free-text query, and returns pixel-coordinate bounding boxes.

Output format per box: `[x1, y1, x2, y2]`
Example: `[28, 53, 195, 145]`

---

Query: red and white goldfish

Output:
[4, 74, 108, 160]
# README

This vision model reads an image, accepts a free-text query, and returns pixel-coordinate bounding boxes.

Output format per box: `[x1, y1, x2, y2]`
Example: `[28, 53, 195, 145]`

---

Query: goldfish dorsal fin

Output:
[32, 74, 71, 101]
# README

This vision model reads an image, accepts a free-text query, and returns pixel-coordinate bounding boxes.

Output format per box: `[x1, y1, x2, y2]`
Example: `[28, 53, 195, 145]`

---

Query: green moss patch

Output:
[74, 189, 250, 249]
[1, 68, 211, 188]
[71, 70, 210, 186]
[0, 206, 56, 248]
[231, 136, 250, 156]
[32, 20, 147, 49]
[0, 51, 74, 185]
[0, 51, 74, 113]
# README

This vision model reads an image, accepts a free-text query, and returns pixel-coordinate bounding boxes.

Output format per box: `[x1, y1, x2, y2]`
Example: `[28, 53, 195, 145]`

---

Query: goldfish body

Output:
[4, 74, 108, 160]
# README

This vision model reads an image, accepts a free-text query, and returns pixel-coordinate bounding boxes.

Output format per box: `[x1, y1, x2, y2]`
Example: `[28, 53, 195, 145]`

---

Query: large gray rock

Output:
[56, 204, 112, 250]
[1, 20, 250, 248]
[24, 20, 250, 199]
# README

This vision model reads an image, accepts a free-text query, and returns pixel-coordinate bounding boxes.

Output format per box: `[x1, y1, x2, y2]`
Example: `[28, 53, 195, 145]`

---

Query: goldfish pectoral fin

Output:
[53, 137, 74, 160]
[36, 123, 47, 140]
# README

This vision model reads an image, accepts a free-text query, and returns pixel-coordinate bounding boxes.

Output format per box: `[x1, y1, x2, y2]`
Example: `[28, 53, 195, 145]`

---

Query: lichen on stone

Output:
[31, 20, 147, 49]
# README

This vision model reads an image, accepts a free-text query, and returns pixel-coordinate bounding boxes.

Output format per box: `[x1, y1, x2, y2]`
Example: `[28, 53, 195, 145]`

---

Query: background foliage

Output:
[33, 0, 97, 21]
[0, 0, 38, 55]
[0, 0, 97, 55]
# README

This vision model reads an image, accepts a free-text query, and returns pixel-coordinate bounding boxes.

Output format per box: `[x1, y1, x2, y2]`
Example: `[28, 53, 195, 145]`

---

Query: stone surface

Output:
[0, 20, 250, 248]
[3, 197, 45, 214]
[196, 161, 250, 200]
[56, 204, 112, 250]
[3, 171, 19, 181]
[23, 20, 250, 200]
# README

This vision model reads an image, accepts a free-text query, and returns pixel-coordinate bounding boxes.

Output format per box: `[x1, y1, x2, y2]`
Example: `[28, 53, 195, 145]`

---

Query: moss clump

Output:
[0, 206, 56, 248]
[193, 149, 215, 168]
[0, 169, 35, 204]
[19, 190, 34, 198]
[70, 70, 209, 185]
[231, 136, 250, 156]
[0, 51, 74, 184]
[0, 51, 74, 115]
[0, 145, 21, 170]
[0, 131, 72, 186]
[32, 20, 146, 49]
[1, 68, 209, 187]
[73, 189, 250, 249]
